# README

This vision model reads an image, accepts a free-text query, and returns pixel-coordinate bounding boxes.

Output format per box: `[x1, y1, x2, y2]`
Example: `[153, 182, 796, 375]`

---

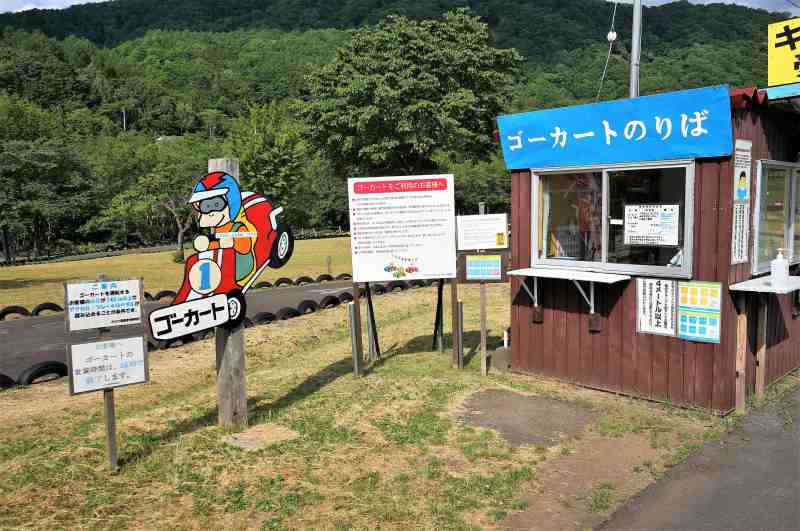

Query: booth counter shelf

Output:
[729, 274, 800, 411]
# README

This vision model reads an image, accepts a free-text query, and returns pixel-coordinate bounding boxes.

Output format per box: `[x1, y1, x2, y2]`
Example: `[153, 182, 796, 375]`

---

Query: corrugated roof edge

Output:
[730, 87, 768, 109]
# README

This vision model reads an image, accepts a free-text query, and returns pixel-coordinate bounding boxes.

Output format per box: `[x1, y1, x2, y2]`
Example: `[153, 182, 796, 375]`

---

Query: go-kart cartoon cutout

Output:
[149, 171, 293, 341]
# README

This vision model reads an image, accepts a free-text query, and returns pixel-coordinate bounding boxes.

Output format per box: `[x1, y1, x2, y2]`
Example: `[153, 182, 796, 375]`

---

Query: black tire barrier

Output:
[319, 296, 340, 309]
[243, 317, 255, 328]
[0, 305, 30, 321]
[0, 373, 15, 389]
[144, 292, 155, 301]
[388, 280, 408, 292]
[253, 312, 276, 325]
[425, 279, 438, 286]
[296, 276, 315, 286]
[194, 329, 215, 340]
[316, 274, 334, 283]
[147, 340, 160, 352]
[297, 300, 319, 314]
[410, 280, 427, 288]
[336, 273, 352, 280]
[254, 281, 273, 289]
[276, 307, 301, 320]
[155, 290, 177, 302]
[371, 284, 386, 295]
[275, 277, 294, 287]
[338, 292, 354, 304]
[18, 361, 68, 385]
[158, 334, 196, 349]
[31, 302, 63, 316]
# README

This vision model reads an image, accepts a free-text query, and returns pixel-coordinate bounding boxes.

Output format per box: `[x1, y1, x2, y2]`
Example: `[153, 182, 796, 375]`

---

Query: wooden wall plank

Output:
[621, 282, 638, 394]
[607, 283, 623, 392]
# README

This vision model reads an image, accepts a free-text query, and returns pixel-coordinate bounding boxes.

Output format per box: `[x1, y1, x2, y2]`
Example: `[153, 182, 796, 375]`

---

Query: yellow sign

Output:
[768, 17, 800, 87]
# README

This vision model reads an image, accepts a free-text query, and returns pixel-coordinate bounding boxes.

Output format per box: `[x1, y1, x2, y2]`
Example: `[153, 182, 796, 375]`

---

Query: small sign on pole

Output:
[64, 276, 148, 473]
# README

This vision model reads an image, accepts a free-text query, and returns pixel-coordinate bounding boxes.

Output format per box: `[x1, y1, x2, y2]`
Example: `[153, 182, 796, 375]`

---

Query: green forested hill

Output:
[0, 0, 784, 60]
[0, 1, 786, 261]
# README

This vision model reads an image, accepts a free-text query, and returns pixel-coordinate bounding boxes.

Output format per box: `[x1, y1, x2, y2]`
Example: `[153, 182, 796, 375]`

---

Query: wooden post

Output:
[480, 281, 488, 375]
[348, 303, 362, 377]
[457, 300, 465, 369]
[756, 295, 768, 399]
[735, 293, 747, 414]
[103, 389, 118, 473]
[209, 159, 247, 431]
[351, 282, 364, 364]
[432, 279, 444, 351]
[451, 278, 460, 368]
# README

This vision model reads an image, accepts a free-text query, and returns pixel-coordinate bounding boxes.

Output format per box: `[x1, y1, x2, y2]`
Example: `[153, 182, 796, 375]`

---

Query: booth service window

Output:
[752, 160, 800, 274]
[534, 161, 694, 278]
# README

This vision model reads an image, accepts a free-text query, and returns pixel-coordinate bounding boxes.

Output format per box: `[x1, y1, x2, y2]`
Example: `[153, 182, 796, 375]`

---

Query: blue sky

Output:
[1, 0, 798, 15]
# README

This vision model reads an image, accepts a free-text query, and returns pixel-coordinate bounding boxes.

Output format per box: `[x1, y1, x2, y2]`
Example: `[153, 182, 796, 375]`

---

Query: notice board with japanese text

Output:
[348, 175, 457, 282]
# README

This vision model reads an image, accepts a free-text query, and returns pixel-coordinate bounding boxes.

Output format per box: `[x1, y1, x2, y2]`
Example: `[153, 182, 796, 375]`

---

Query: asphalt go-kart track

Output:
[0, 278, 412, 388]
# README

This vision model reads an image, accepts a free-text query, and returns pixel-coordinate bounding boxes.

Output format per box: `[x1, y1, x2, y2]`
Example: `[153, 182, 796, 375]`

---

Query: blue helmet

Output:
[189, 172, 242, 218]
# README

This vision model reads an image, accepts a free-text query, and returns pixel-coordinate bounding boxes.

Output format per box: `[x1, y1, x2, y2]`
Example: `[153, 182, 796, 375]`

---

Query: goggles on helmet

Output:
[195, 196, 227, 214]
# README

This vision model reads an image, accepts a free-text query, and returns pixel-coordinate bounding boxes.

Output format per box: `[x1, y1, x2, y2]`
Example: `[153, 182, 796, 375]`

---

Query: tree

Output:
[300, 9, 522, 175]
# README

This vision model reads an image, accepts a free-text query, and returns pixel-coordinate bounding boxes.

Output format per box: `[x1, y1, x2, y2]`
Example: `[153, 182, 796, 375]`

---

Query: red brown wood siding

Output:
[509, 105, 800, 413]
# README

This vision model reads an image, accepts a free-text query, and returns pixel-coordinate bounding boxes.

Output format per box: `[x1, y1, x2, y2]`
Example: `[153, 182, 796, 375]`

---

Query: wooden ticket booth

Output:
[498, 85, 800, 414]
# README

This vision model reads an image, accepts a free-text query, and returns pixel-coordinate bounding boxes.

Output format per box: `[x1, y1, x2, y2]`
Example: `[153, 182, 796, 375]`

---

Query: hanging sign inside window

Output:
[68, 336, 149, 395]
[636, 278, 677, 336]
[497, 85, 733, 170]
[678, 281, 722, 344]
[64, 279, 143, 332]
[348, 175, 457, 282]
[731, 139, 752, 264]
[457, 214, 508, 251]
[624, 204, 680, 247]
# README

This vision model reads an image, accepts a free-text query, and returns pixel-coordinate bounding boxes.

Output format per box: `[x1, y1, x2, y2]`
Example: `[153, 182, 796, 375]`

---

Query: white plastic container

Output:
[771, 248, 789, 286]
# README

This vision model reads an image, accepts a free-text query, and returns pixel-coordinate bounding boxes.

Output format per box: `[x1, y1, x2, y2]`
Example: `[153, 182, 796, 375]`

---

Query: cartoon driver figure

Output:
[190, 172, 259, 287]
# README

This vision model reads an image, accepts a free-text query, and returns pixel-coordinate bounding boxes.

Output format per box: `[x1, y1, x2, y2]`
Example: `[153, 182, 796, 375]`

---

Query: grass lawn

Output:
[0, 283, 747, 530]
[0, 285, 748, 529]
[0, 237, 352, 309]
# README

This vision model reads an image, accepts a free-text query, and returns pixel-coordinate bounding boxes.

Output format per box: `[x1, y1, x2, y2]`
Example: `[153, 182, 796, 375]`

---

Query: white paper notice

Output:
[637, 278, 677, 336]
[65, 279, 142, 332]
[348, 175, 457, 282]
[457, 214, 508, 251]
[624, 204, 680, 247]
[733, 139, 752, 203]
[731, 202, 750, 264]
[69, 336, 148, 395]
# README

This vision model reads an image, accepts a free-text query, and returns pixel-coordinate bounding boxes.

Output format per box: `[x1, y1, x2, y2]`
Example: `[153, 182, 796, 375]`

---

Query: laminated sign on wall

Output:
[637, 278, 677, 336]
[678, 281, 722, 344]
[731, 139, 752, 264]
[624, 204, 680, 247]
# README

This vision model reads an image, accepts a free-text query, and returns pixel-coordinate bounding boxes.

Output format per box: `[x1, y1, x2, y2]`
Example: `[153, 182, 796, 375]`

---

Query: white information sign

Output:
[731, 202, 750, 264]
[68, 336, 148, 395]
[65, 279, 142, 332]
[733, 139, 752, 203]
[457, 214, 508, 251]
[348, 174, 457, 282]
[637, 278, 677, 336]
[149, 293, 230, 341]
[731, 138, 752, 265]
[624, 204, 680, 247]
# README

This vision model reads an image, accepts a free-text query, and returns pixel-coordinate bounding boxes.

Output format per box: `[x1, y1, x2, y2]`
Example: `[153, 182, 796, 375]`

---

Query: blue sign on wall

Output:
[497, 85, 733, 170]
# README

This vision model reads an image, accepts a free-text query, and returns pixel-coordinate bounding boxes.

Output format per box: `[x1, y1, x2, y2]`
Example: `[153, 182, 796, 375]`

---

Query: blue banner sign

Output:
[497, 85, 733, 170]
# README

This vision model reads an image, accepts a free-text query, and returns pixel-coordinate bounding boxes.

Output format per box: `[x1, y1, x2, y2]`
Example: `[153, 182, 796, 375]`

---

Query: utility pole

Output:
[629, 0, 643, 98]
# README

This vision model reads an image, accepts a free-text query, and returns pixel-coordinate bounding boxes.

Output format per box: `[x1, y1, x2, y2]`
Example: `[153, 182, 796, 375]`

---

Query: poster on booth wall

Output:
[636, 278, 677, 336]
[731, 138, 752, 265]
[624, 204, 681, 247]
[678, 281, 722, 344]
[731, 202, 750, 264]
[68, 336, 148, 395]
[348, 175, 457, 282]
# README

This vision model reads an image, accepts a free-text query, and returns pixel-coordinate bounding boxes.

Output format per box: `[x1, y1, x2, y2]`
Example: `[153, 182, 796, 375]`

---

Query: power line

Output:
[596, 1, 619, 101]
[785, 0, 800, 10]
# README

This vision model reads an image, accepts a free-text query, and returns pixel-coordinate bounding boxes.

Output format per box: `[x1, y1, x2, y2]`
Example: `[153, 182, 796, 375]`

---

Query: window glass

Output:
[608, 167, 686, 267]
[794, 170, 800, 262]
[540, 172, 602, 262]
[756, 165, 790, 267]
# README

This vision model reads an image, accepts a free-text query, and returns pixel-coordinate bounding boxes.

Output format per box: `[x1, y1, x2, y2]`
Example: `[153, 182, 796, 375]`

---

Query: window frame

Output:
[531, 159, 695, 279]
[751, 159, 800, 275]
